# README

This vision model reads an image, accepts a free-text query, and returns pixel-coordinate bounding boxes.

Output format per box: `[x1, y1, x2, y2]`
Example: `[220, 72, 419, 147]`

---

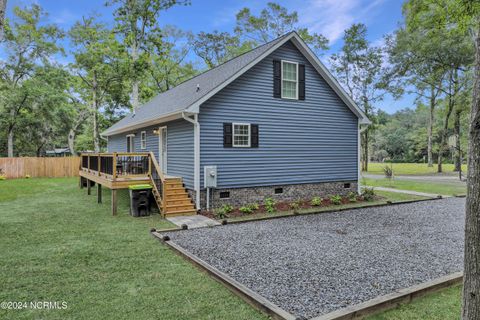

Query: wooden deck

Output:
[79, 152, 196, 217]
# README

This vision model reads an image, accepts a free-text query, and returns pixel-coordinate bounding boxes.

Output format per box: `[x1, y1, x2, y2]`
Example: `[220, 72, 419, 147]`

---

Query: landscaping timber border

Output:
[150, 231, 297, 320]
[310, 272, 463, 320]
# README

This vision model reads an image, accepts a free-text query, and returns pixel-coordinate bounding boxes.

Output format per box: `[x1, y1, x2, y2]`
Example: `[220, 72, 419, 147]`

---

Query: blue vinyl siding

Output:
[106, 119, 194, 189]
[199, 40, 358, 189]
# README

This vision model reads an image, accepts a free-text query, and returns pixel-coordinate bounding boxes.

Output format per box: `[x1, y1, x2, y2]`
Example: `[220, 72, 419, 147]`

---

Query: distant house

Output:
[102, 32, 370, 210]
[45, 147, 71, 157]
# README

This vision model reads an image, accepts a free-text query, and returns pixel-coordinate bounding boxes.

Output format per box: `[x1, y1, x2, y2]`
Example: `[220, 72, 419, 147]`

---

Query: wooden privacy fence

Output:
[0, 157, 80, 179]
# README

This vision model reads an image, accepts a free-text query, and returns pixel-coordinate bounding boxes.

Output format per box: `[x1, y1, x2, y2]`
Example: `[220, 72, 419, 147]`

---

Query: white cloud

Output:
[298, 0, 385, 44]
[50, 8, 77, 25]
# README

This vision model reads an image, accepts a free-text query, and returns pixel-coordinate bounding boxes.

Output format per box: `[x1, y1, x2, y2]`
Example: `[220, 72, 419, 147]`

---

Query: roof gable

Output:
[103, 32, 369, 136]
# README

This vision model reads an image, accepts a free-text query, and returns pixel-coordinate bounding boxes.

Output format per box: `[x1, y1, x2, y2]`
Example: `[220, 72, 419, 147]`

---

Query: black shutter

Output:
[251, 124, 259, 148]
[223, 123, 232, 147]
[273, 60, 281, 98]
[299, 64, 305, 100]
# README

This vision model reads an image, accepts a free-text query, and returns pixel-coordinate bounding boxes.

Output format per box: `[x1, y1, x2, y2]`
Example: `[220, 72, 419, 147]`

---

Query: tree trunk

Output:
[68, 129, 76, 156]
[454, 108, 462, 172]
[0, 0, 6, 40]
[7, 126, 13, 157]
[68, 109, 89, 155]
[438, 71, 456, 173]
[462, 22, 480, 320]
[428, 85, 435, 167]
[92, 72, 100, 152]
[362, 130, 369, 172]
[131, 41, 139, 111]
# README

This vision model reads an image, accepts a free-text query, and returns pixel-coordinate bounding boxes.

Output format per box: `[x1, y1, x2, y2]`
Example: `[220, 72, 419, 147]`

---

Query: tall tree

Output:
[109, 0, 189, 110]
[404, 0, 473, 173]
[330, 23, 385, 171]
[234, 2, 328, 54]
[192, 31, 242, 68]
[145, 25, 196, 95]
[0, 5, 63, 157]
[0, 0, 6, 39]
[69, 16, 129, 152]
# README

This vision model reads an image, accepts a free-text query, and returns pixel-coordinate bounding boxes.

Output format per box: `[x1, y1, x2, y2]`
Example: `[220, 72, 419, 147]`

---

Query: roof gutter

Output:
[182, 111, 201, 211]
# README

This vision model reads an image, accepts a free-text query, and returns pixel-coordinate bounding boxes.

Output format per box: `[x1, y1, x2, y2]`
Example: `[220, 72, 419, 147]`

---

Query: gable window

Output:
[281, 60, 298, 99]
[126, 134, 135, 152]
[140, 131, 147, 149]
[233, 123, 250, 147]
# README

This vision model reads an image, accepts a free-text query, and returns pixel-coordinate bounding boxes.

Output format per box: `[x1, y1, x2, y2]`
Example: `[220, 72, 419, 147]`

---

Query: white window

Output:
[233, 123, 250, 147]
[140, 131, 147, 149]
[281, 60, 298, 99]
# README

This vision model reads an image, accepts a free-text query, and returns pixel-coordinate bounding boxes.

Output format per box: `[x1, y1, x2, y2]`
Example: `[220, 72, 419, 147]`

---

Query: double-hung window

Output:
[140, 131, 147, 149]
[233, 123, 250, 147]
[281, 60, 298, 99]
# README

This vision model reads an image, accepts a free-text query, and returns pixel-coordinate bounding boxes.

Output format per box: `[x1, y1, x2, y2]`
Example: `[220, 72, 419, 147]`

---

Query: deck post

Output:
[79, 176, 83, 189]
[111, 189, 117, 215]
[87, 179, 91, 195]
[97, 184, 102, 203]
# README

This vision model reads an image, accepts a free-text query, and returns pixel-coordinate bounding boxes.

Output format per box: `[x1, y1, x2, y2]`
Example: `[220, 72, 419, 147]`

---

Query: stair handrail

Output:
[148, 152, 166, 213]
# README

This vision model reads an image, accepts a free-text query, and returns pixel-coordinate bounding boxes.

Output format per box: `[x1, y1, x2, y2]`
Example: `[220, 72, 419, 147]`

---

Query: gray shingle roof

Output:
[102, 33, 292, 136]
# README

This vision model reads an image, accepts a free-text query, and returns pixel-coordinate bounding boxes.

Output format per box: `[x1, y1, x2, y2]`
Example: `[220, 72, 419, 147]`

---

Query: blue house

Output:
[102, 32, 370, 211]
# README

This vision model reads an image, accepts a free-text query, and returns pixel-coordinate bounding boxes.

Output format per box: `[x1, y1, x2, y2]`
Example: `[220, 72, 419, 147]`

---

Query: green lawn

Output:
[364, 178, 467, 196]
[366, 285, 462, 320]
[365, 162, 467, 175]
[0, 178, 267, 320]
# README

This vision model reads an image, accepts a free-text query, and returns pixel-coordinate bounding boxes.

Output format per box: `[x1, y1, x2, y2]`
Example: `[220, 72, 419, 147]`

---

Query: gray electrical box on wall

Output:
[204, 165, 217, 188]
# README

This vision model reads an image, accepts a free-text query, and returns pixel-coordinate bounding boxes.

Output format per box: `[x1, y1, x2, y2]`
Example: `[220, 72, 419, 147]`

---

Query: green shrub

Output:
[247, 203, 259, 211]
[311, 196, 323, 206]
[383, 165, 393, 179]
[347, 192, 357, 202]
[0, 175, 6, 181]
[25, 174, 31, 179]
[239, 206, 253, 214]
[330, 195, 342, 205]
[264, 197, 276, 213]
[216, 204, 233, 218]
[289, 200, 301, 213]
[361, 187, 376, 201]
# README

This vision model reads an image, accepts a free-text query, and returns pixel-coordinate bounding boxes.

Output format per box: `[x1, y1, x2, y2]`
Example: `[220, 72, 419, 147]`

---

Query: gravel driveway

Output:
[168, 198, 465, 319]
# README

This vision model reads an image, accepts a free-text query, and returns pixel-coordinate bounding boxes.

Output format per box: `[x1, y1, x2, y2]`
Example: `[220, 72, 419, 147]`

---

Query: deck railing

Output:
[80, 152, 166, 212]
[80, 152, 151, 179]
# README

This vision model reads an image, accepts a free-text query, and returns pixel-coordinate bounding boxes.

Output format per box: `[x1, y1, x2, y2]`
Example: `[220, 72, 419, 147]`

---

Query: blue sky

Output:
[5, 0, 415, 113]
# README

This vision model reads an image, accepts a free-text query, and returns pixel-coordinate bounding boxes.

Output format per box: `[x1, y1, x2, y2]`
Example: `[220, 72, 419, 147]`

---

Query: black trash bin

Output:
[128, 184, 152, 217]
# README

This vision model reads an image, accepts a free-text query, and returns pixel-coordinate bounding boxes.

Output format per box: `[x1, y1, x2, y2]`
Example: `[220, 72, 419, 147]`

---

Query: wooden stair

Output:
[148, 153, 196, 217]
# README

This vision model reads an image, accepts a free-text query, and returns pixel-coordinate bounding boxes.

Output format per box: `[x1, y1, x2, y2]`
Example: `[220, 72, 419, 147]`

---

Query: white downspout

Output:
[358, 121, 368, 194]
[182, 112, 201, 210]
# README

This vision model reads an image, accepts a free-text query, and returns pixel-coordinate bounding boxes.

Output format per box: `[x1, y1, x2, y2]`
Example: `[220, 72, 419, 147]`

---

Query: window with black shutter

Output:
[223, 123, 259, 148]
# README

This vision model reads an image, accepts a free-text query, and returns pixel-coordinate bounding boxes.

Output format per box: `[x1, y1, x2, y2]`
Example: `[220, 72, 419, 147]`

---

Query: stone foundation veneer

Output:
[188, 181, 358, 210]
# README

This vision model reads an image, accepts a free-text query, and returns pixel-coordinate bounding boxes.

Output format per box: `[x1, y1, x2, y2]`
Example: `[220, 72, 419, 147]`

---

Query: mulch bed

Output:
[201, 195, 378, 219]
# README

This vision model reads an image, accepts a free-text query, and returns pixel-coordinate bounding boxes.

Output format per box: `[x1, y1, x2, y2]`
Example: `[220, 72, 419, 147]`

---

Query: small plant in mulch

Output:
[216, 204, 233, 219]
[247, 203, 259, 211]
[330, 195, 343, 205]
[347, 192, 358, 203]
[311, 196, 323, 206]
[239, 206, 253, 214]
[264, 197, 276, 213]
[289, 200, 302, 214]
[361, 187, 376, 202]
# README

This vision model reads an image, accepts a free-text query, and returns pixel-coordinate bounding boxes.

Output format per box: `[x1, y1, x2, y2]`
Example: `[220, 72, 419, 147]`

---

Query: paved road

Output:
[363, 173, 467, 185]
[168, 198, 465, 319]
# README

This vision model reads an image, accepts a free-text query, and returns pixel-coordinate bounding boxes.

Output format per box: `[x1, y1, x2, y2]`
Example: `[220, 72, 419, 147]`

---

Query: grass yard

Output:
[363, 178, 467, 196]
[365, 162, 467, 175]
[0, 177, 267, 320]
[366, 284, 462, 320]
